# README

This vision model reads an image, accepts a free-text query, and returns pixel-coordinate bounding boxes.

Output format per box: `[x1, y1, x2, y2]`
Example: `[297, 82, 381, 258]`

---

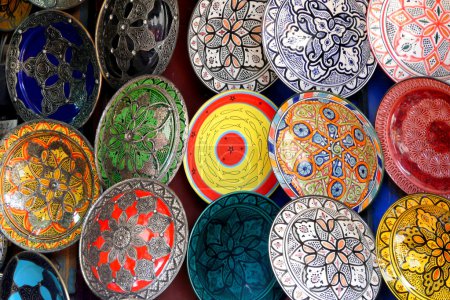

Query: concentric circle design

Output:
[262, 0, 376, 97]
[0, 0, 31, 32]
[184, 90, 278, 203]
[268, 91, 384, 212]
[80, 178, 188, 300]
[376, 194, 450, 300]
[375, 77, 450, 197]
[95, 75, 188, 188]
[0, 120, 101, 252]
[188, 192, 283, 300]
[269, 196, 381, 300]
[367, 0, 450, 83]
[188, 0, 277, 93]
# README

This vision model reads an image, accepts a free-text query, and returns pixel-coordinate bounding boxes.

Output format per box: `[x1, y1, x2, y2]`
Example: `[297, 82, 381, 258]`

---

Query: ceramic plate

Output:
[188, 0, 277, 93]
[6, 10, 101, 128]
[79, 178, 188, 300]
[375, 77, 450, 197]
[96, 0, 179, 89]
[0, 120, 101, 252]
[0, 0, 31, 32]
[367, 0, 450, 83]
[0, 251, 69, 300]
[188, 192, 283, 300]
[376, 193, 450, 300]
[95, 75, 188, 188]
[269, 196, 381, 300]
[262, 0, 376, 97]
[28, 0, 85, 9]
[184, 90, 278, 203]
[268, 91, 384, 212]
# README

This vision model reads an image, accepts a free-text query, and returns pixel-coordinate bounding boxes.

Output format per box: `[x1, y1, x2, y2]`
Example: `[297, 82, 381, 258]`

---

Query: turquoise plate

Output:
[187, 192, 283, 300]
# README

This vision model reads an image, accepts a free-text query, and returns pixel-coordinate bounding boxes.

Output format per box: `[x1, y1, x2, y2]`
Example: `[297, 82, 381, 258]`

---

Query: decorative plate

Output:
[95, 75, 188, 188]
[0, 232, 7, 268]
[188, 0, 277, 93]
[367, 0, 450, 83]
[0, 251, 69, 300]
[269, 196, 381, 300]
[0, 120, 101, 252]
[184, 90, 278, 203]
[375, 77, 450, 197]
[6, 10, 101, 128]
[96, 0, 179, 89]
[262, 0, 376, 97]
[0, 0, 32, 32]
[376, 193, 450, 300]
[188, 192, 283, 300]
[268, 91, 384, 212]
[28, 0, 85, 10]
[79, 178, 188, 300]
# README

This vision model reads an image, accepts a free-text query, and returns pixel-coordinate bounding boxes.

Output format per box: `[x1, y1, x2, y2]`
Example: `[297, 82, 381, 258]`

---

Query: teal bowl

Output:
[187, 192, 283, 300]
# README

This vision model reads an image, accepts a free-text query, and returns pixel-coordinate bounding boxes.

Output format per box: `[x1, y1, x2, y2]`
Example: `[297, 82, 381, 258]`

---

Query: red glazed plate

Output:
[376, 77, 450, 197]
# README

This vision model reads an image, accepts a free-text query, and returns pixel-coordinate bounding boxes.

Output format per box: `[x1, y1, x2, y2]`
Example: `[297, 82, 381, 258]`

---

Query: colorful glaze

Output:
[95, 76, 188, 188]
[0, 120, 101, 252]
[28, 0, 85, 9]
[184, 90, 278, 203]
[375, 78, 450, 197]
[268, 91, 383, 212]
[262, 0, 376, 97]
[96, 0, 179, 89]
[188, 0, 277, 93]
[79, 178, 188, 299]
[6, 10, 101, 128]
[0, 0, 31, 32]
[188, 192, 283, 300]
[269, 196, 381, 300]
[376, 194, 450, 300]
[368, 0, 450, 83]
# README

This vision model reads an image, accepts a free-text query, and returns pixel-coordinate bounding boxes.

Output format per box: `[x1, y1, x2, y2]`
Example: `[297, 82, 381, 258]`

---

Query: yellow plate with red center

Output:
[184, 90, 278, 203]
[0, 120, 101, 252]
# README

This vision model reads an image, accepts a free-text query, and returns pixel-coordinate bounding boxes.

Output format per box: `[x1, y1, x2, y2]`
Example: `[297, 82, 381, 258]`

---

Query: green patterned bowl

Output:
[187, 192, 283, 300]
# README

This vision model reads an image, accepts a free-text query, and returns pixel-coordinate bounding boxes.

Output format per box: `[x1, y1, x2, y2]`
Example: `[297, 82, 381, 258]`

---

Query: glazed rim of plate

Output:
[375, 77, 450, 197]
[262, 0, 376, 97]
[0, 119, 101, 252]
[183, 89, 279, 204]
[269, 195, 381, 300]
[29, 0, 86, 10]
[187, 191, 281, 300]
[376, 193, 450, 300]
[79, 178, 189, 299]
[94, 74, 189, 187]
[2, 251, 70, 299]
[5, 9, 102, 129]
[187, 0, 277, 93]
[268, 90, 384, 212]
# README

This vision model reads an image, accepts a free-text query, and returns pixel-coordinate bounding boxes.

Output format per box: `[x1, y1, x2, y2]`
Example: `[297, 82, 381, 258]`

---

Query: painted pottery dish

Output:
[184, 90, 278, 203]
[0, 0, 32, 32]
[95, 75, 188, 188]
[268, 91, 384, 212]
[262, 0, 376, 97]
[376, 193, 450, 300]
[6, 10, 101, 128]
[28, 0, 85, 10]
[269, 196, 381, 300]
[375, 77, 450, 197]
[0, 251, 69, 300]
[0, 120, 101, 252]
[188, 192, 283, 300]
[79, 178, 188, 299]
[367, 0, 450, 83]
[96, 0, 179, 89]
[188, 0, 277, 93]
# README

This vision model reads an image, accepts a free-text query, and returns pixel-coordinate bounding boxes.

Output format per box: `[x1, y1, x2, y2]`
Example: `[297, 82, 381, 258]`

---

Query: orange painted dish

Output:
[0, 0, 31, 32]
[0, 120, 101, 252]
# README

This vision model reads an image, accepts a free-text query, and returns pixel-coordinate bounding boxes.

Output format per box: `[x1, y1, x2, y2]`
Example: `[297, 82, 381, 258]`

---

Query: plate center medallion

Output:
[215, 132, 246, 167]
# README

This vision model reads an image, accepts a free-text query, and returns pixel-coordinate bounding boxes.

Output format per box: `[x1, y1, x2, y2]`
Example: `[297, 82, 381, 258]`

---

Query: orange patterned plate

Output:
[0, 119, 101, 252]
[0, 0, 32, 32]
